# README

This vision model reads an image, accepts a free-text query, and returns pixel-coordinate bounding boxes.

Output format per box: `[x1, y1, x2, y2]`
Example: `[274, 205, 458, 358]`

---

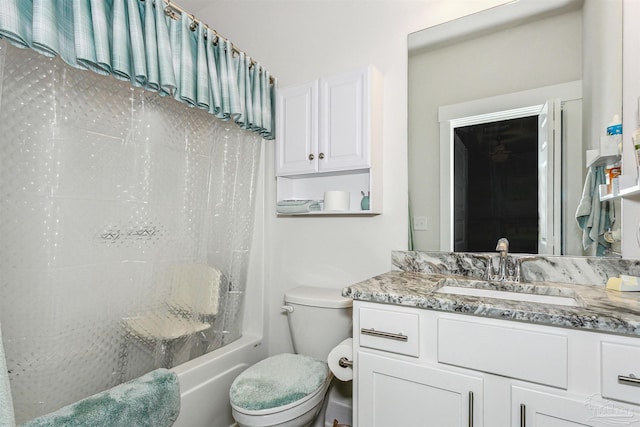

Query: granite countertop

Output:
[342, 271, 640, 337]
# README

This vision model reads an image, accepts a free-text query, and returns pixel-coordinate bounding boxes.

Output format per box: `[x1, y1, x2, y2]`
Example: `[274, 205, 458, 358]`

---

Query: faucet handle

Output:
[496, 237, 509, 252]
[513, 261, 521, 283]
[483, 258, 496, 281]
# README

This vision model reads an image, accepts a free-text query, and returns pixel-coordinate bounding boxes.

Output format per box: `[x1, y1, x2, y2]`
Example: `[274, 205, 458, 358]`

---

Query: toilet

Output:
[229, 286, 353, 427]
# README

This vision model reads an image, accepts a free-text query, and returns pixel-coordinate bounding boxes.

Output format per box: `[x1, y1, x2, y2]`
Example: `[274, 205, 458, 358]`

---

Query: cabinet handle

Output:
[520, 403, 526, 427]
[360, 328, 408, 342]
[618, 374, 640, 386]
[319, 152, 325, 159]
[308, 153, 314, 161]
[468, 391, 474, 427]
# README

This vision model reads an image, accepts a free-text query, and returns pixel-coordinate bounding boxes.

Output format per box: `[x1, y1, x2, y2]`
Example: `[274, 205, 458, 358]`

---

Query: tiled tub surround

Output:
[342, 251, 640, 337]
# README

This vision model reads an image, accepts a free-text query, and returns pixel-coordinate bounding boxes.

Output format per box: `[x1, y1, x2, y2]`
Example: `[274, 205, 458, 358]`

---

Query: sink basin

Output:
[436, 280, 581, 307]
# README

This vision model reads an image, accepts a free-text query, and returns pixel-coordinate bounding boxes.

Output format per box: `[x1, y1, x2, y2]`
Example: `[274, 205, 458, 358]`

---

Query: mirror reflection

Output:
[407, 0, 622, 257]
[453, 116, 538, 253]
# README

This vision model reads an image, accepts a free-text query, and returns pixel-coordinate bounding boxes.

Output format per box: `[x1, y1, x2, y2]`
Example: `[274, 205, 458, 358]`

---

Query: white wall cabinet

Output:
[275, 66, 382, 215]
[317, 69, 372, 172]
[353, 301, 640, 427]
[276, 81, 319, 176]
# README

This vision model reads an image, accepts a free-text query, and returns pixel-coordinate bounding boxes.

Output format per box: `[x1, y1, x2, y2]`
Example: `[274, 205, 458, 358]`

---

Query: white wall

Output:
[582, 0, 624, 257]
[408, 9, 583, 251]
[621, 0, 640, 259]
[186, 0, 511, 355]
[583, 0, 623, 151]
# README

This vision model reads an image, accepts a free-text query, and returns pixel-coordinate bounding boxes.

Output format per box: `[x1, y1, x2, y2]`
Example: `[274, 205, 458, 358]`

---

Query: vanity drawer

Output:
[359, 307, 419, 357]
[438, 318, 568, 388]
[602, 342, 640, 405]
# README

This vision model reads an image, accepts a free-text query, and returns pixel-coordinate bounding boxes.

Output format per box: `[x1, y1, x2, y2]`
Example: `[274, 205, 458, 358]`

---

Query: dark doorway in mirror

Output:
[454, 116, 538, 253]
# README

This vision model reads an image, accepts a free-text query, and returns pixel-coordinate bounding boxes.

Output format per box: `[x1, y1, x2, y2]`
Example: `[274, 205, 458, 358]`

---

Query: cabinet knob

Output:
[308, 153, 314, 161]
[319, 152, 325, 159]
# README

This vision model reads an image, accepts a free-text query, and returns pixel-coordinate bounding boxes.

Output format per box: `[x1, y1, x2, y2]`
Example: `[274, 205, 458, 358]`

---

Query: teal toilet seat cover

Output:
[230, 353, 329, 411]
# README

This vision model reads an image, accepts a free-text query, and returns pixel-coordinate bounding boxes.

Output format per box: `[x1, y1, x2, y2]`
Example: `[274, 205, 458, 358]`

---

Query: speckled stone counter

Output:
[390, 251, 640, 285]
[343, 252, 640, 337]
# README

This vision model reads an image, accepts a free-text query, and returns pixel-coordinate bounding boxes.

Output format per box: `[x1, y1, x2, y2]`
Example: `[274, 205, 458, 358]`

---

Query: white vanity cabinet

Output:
[353, 301, 640, 427]
[511, 386, 623, 427]
[275, 66, 382, 214]
[358, 352, 482, 427]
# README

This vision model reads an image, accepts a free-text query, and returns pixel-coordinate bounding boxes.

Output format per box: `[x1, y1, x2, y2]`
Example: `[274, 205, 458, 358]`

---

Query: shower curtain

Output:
[0, 39, 262, 423]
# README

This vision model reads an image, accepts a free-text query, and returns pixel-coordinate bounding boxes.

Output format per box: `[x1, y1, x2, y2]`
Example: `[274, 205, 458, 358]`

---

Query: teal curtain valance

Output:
[0, 0, 275, 139]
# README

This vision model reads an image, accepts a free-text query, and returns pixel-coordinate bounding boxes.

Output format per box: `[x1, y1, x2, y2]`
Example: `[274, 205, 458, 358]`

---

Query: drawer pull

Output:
[618, 374, 640, 386]
[361, 328, 408, 342]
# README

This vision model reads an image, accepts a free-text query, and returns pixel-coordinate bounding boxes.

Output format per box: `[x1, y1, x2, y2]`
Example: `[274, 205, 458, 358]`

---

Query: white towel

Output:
[0, 323, 16, 427]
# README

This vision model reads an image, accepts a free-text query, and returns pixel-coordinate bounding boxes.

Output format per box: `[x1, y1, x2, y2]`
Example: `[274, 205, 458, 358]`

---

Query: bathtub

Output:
[171, 334, 267, 427]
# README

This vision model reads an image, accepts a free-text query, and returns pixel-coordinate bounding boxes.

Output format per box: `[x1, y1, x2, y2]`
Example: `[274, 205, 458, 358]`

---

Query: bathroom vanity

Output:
[344, 251, 640, 427]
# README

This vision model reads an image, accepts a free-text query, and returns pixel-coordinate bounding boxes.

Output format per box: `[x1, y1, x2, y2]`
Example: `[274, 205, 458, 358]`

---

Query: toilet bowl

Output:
[230, 354, 331, 427]
[229, 287, 352, 427]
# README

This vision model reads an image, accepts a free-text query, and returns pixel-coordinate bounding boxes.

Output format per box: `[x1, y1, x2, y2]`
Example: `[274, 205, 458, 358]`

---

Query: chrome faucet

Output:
[485, 237, 521, 282]
[496, 237, 509, 281]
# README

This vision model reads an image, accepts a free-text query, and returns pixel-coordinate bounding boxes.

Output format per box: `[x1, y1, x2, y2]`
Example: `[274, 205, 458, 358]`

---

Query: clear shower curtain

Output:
[0, 40, 262, 423]
[0, 0, 275, 140]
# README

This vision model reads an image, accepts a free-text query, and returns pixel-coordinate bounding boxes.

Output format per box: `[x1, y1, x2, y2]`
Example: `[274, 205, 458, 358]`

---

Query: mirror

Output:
[407, 0, 623, 256]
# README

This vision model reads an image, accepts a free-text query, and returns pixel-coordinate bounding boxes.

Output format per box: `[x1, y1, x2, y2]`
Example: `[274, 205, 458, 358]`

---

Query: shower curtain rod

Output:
[145, 0, 276, 85]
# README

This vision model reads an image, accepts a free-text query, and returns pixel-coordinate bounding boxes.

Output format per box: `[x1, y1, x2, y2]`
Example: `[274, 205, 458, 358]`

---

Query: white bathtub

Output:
[171, 334, 267, 427]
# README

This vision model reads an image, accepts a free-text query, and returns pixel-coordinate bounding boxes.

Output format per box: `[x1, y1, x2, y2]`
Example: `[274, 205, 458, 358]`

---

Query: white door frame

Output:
[438, 80, 582, 252]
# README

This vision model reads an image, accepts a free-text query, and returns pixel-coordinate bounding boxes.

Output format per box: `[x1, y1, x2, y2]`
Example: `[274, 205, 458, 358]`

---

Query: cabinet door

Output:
[358, 351, 483, 427]
[318, 68, 370, 172]
[512, 386, 640, 427]
[276, 81, 318, 176]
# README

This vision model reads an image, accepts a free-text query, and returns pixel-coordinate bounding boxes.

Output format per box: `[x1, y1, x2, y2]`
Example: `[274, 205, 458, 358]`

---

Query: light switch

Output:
[413, 216, 428, 231]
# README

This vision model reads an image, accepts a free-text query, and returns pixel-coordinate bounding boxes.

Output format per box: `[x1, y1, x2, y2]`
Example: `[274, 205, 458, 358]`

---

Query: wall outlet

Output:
[413, 216, 428, 231]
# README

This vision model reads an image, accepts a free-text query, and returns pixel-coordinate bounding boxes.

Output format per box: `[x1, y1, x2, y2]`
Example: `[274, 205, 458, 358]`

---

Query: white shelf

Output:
[277, 210, 379, 217]
[588, 134, 628, 201]
[586, 135, 621, 168]
[598, 174, 640, 201]
[586, 149, 620, 168]
[276, 171, 380, 214]
[619, 183, 640, 198]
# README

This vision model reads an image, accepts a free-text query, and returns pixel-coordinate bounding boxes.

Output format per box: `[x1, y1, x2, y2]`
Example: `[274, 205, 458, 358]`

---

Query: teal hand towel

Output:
[20, 369, 180, 427]
[575, 166, 614, 255]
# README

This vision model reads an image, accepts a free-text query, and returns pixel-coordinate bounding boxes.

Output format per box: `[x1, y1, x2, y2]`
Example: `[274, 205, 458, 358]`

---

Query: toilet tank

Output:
[284, 286, 353, 361]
